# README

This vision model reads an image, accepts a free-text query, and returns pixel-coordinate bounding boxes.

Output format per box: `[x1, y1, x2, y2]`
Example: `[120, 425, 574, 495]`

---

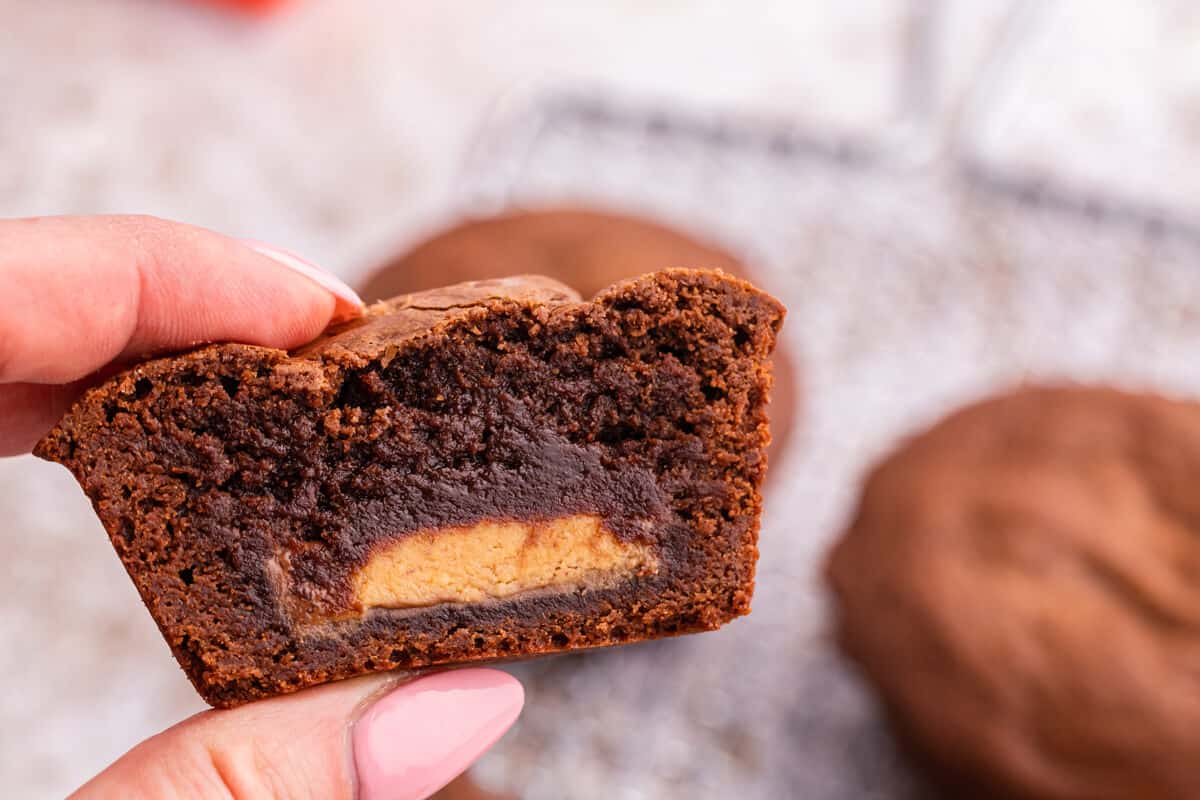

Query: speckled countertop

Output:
[4, 2, 1200, 798]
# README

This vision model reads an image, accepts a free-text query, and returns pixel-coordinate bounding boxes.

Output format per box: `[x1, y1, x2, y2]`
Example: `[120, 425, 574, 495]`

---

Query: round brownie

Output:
[826, 386, 1200, 800]
[359, 208, 797, 466]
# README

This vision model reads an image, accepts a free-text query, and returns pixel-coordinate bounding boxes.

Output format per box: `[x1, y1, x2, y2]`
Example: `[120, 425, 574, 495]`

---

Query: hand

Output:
[3, 215, 525, 800]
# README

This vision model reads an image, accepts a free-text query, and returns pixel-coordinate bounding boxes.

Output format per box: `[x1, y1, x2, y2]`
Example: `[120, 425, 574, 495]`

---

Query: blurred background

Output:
[4, 1, 1200, 798]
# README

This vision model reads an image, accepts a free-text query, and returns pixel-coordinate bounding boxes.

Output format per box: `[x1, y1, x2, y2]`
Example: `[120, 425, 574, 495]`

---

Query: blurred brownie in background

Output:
[827, 386, 1200, 800]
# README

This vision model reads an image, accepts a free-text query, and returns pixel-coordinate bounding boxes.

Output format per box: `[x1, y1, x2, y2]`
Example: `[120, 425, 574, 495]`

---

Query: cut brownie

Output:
[36, 269, 784, 707]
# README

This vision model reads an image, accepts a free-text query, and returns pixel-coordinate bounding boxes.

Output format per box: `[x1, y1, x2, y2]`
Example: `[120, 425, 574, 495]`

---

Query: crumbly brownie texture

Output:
[37, 269, 783, 708]
[826, 386, 1200, 800]
[358, 207, 799, 464]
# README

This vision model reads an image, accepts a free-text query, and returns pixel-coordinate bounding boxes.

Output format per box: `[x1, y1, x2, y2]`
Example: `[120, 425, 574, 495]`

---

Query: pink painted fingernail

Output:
[242, 239, 364, 322]
[353, 669, 524, 800]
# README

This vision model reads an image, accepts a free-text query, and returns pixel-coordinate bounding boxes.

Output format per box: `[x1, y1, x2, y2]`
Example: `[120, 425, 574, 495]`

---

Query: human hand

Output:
[2, 215, 525, 799]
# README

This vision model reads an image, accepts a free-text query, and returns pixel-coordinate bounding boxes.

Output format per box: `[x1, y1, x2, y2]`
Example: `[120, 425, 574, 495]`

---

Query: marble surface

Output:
[3, 2, 1200, 798]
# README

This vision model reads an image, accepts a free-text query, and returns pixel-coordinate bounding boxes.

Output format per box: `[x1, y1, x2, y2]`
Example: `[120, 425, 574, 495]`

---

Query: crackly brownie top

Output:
[299, 274, 582, 367]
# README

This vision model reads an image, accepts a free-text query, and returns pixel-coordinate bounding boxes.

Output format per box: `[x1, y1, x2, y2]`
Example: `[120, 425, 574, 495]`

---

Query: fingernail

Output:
[353, 669, 524, 800]
[242, 240, 365, 322]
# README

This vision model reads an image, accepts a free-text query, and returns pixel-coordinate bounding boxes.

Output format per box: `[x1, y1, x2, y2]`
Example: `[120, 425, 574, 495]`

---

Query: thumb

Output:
[74, 669, 524, 800]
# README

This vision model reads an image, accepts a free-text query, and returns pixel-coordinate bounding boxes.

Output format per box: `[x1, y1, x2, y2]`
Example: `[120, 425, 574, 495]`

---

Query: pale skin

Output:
[1, 215, 525, 800]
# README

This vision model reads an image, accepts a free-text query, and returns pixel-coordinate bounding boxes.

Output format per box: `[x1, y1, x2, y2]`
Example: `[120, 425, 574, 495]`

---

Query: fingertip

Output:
[353, 669, 524, 800]
[240, 240, 365, 324]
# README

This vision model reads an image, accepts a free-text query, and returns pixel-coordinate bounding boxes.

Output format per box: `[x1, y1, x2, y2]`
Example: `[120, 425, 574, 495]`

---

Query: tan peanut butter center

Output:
[352, 515, 656, 609]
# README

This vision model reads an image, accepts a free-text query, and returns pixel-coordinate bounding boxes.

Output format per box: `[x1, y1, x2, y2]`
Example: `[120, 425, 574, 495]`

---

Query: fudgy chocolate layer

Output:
[37, 269, 784, 706]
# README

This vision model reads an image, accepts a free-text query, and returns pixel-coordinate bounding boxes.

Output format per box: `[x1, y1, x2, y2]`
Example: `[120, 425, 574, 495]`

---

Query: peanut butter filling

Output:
[352, 515, 656, 610]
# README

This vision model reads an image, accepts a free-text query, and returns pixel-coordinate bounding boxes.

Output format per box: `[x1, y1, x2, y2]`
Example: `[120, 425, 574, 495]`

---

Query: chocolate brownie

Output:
[358, 208, 799, 465]
[826, 386, 1200, 800]
[37, 269, 784, 707]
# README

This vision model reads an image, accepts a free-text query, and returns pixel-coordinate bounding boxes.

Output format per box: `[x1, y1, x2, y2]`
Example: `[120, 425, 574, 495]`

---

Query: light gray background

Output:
[3, 2, 1199, 797]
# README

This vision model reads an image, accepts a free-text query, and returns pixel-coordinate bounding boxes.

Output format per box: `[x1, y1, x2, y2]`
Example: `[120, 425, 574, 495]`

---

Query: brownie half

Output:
[37, 269, 784, 707]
